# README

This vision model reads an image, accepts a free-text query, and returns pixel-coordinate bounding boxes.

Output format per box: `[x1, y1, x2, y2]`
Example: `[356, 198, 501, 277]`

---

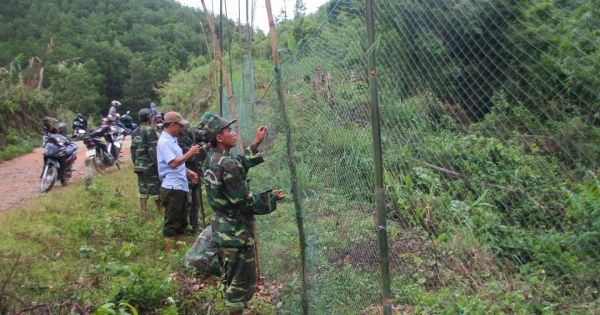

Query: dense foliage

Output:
[1, 0, 598, 313]
[0, 0, 219, 118]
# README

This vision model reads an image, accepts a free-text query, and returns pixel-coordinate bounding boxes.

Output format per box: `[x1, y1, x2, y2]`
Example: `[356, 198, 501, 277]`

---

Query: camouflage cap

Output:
[203, 115, 236, 142]
[138, 108, 152, 121]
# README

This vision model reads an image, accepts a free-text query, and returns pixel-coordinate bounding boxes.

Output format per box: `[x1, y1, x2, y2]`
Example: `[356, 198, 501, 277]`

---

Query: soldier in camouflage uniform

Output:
[130, 108, 163, 215]
[203, 115, 285, 314]
[197, 111, 266, 173]
[183, 111, 266, 232]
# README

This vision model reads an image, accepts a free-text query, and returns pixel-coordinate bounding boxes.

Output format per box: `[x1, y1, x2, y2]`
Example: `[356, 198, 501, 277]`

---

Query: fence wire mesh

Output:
[222, 0, 599, 313]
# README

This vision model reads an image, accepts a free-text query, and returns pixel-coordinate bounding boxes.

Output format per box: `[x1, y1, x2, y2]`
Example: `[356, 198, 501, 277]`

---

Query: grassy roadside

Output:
[0, 131, 39, 162]
[0, 167, 171, 313]
[0, 165, 277, 314]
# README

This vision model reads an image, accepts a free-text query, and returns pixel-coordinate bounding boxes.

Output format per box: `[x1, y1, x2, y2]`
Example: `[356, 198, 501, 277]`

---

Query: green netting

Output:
[223, 0, 599, 313]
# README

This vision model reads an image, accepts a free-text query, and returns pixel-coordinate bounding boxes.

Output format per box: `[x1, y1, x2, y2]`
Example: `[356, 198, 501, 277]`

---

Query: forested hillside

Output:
[0, 0, 234, 156]
[0, 0, 220, 112]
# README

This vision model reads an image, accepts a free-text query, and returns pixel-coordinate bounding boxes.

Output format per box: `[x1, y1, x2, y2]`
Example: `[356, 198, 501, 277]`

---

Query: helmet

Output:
[111, 100, 122, 107]
[199, 111, 215, 127]
[138, 108, 152, 121]
[43, 117, 60, 133]
[58, 122, 67, 136]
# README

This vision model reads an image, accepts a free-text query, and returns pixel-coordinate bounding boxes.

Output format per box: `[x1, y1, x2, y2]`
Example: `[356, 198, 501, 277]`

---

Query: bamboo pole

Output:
[219, 0, 223, 116]
[198, 19, 216, 109]
[238, 0, 245, 105]
[365, 0, 392, 314]
[265, 1, 308, 314]
[247, 0, 256, 116]
[200, 0, 244, 152]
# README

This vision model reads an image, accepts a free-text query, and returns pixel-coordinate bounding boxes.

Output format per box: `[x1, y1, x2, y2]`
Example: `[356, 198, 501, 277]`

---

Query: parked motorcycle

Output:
[72, 114, 88, 140]
[83, 125, 121, 173]
[40, 131, 78, 193]
[109, 122, 127, 159]
[120, 111, 137, 133]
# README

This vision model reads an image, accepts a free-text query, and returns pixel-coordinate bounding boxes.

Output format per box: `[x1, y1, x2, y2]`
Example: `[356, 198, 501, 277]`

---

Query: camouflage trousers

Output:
[136, 171, 160, 199]
[218, 245, 257, 312]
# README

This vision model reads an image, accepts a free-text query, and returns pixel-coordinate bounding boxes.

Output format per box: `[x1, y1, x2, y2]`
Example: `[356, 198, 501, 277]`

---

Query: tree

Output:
[50, 61, 104, 114]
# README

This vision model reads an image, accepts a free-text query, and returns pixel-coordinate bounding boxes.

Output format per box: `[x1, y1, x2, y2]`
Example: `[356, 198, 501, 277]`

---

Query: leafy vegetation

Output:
[1, 0, 598, 313]
[0, 166, 276, 314]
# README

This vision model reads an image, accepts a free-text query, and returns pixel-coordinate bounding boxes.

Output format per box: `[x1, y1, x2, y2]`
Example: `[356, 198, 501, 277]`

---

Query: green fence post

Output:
[366, 0, 392, 314]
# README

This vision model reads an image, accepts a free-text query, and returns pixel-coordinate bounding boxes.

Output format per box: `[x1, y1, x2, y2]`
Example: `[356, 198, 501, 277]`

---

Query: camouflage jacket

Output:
[204, 147, 275, 247]
[177, 127, 202, 172]
[130, 123, 158, 173]
[180, 125, 264, 175]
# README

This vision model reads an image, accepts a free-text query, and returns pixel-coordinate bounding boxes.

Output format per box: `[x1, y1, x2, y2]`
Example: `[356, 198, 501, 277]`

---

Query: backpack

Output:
[185, 226, 221, 276]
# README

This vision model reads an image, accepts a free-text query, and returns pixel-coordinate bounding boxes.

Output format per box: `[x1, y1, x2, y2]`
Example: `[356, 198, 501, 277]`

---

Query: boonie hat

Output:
[164, 111, 188, 125]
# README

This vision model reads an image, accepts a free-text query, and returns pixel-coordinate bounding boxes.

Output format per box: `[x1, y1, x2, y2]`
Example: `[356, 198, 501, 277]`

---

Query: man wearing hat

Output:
[157, 111, 201, 254]
[202, 115, 285, 314]
[197, 111, 269, 172]
[130, 108, 163, 215]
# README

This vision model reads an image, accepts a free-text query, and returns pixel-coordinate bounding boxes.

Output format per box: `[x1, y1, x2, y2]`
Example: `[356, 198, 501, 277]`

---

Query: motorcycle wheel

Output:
[93, 149, 106, 174]
[40, 164, 57, 193]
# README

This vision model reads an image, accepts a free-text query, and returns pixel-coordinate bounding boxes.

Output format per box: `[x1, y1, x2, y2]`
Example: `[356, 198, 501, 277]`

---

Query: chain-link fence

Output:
[218, 0, 599, 313]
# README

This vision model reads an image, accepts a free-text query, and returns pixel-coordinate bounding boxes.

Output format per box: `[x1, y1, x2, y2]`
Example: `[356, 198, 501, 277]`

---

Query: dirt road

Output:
[0, 139, 131, 213]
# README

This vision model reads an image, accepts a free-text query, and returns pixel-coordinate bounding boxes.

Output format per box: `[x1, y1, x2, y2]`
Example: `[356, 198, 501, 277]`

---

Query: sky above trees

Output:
[176, 0, 329, 32]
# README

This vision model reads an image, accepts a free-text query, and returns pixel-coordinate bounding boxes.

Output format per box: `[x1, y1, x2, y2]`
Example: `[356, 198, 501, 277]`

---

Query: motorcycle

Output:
[40, 131, 78, 193]
[120, 111, 137, 133]
[72, 114, 88, 140]
[83, 125, 121, 173]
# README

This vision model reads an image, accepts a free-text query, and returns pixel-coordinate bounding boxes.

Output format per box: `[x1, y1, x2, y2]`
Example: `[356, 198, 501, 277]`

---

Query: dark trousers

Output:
[188, 183, 201, 230]
[160, 188, 188, 237]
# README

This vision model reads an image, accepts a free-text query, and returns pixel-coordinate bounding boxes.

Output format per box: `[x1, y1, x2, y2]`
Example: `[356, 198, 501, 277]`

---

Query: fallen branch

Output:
[420, 161, 468, 180]
[0, 255, 20, 305]
[419, 161, 516, 193]
[17, 303, 49, 314]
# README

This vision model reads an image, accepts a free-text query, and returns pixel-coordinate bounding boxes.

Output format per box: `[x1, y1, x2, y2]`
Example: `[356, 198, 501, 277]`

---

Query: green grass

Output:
[0, 131, 38, 161]
[0, 168, 170, 313]
[1, 162, 597, 314]
[0, 164, 282, 314]
[0, 166, 252, 314]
